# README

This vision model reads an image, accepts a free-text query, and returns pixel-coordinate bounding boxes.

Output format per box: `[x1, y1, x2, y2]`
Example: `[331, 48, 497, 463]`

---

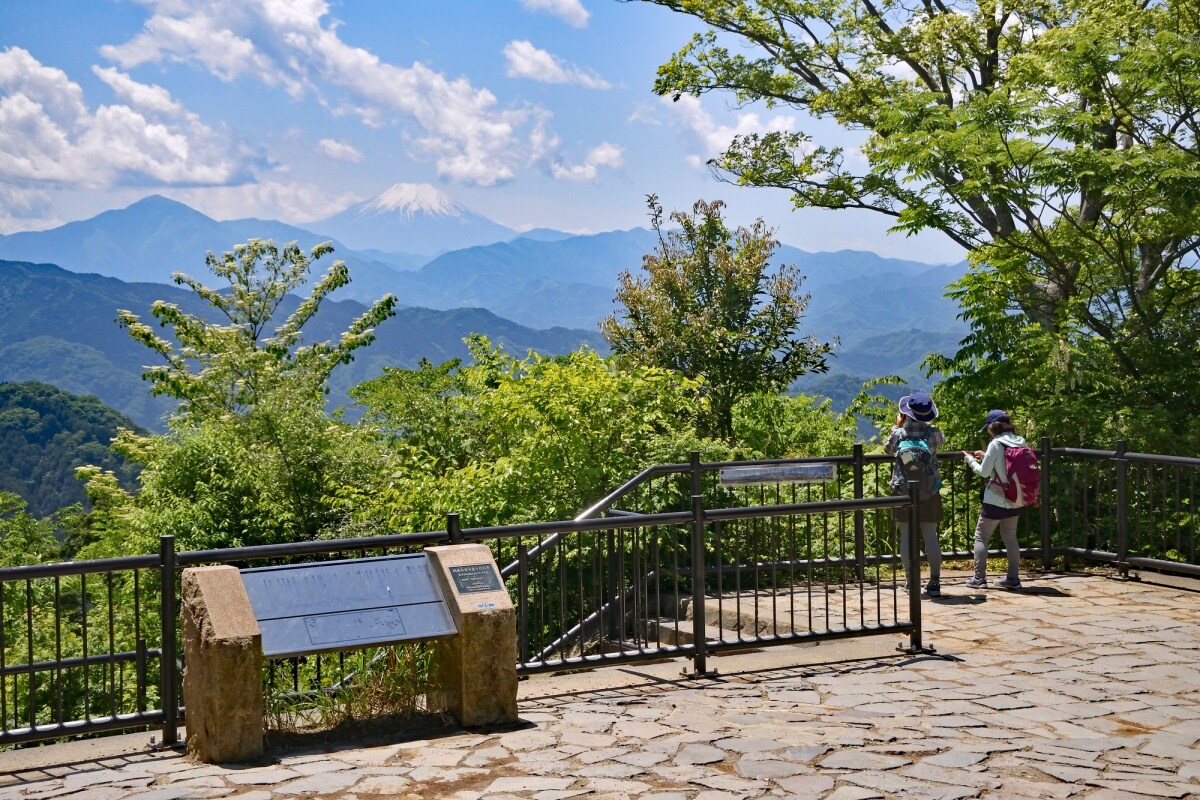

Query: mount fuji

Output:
[316, 183, 517, 255]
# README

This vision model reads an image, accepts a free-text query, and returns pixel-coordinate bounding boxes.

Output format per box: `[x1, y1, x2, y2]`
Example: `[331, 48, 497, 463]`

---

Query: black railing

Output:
[2, 442, 1197, 748]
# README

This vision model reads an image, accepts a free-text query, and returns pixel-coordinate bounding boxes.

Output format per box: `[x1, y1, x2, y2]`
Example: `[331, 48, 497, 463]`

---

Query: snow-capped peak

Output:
[363, 183, 460, 219]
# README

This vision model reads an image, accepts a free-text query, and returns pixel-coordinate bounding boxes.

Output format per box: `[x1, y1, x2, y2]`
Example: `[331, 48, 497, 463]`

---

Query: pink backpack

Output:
[998, 444, 1040, 506]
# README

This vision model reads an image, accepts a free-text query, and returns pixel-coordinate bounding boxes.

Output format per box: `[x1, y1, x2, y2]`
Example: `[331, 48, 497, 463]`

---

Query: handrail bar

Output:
[0, 555, 159, 581]
[0, 648, 160, 678]
[465, 511, 694, 542]
[706, 495, 906, 524]
[178, 530, 449, 566]
[574, 463, 686, 521]
[1124, 452, 1200, 467]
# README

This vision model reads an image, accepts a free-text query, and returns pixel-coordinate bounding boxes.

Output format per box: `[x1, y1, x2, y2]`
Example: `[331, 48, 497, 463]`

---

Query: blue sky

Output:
[0, 0, 962, 262]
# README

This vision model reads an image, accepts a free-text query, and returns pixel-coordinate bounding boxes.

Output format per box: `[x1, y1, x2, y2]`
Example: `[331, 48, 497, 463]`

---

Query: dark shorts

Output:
[895, 493, 942, 524]
[981, 502, 1023, 520]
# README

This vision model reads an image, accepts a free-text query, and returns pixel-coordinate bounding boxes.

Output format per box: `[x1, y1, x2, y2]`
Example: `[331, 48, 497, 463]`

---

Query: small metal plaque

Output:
[719, 463, 837, 486]
[241, 553, 456, 658]
[449, 563, 504, 595]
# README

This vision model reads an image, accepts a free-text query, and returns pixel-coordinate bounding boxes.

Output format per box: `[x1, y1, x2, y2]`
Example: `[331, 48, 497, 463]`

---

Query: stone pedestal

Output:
[425, 544, 518, 727]
[181, 565, 264, 763]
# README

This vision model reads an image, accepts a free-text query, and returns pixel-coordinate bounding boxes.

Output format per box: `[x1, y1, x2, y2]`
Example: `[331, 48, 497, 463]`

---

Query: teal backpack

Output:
[890, 434, 941, 501]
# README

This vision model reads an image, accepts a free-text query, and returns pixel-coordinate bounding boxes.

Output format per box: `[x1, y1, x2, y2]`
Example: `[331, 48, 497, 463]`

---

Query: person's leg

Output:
[971, 515, 999, 583]
[897, 521, 914, 581]
[919, 521, 941, 587]
[998, 515, 1021, 584]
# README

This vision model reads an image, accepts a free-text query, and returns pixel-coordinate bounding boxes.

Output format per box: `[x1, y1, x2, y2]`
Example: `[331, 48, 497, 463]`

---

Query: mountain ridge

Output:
[0, 258, 607, 432]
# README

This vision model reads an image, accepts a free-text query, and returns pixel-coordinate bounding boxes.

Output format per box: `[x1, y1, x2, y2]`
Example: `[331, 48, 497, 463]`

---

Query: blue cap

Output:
[980, 409, 1008, 433]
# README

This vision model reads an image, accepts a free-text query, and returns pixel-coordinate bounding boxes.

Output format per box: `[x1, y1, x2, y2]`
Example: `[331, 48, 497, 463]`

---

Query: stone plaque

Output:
[241, 553, 456, 657]
[448, 563, 504, 595]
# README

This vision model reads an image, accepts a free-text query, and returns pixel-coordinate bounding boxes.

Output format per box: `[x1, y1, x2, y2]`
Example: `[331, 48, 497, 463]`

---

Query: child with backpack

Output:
[962, 409, 1038, 590]
[884, 391, 945, 598]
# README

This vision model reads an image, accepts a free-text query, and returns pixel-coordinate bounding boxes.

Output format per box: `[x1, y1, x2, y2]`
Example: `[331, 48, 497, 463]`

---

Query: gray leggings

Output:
[973, 514, 1021, 582]
[897, 521, 941, 585]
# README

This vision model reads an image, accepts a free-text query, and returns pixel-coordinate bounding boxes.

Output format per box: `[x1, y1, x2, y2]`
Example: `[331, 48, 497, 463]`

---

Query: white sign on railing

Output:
[719, 464, 837, 486]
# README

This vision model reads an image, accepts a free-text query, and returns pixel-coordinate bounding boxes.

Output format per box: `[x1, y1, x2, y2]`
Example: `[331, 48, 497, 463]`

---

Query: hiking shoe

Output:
[993, 577, 1022, 590]
[924, 583, 941, 598]
[964, 577, 988, 589]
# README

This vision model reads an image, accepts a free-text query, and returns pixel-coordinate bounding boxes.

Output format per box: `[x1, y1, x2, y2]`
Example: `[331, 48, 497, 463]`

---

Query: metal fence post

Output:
[517, 542, 529, 664]
[690, 493, 708, 675]
[159, 535, 178, 748]
[905, 481, 924, 653]
[447, 513, 462, 545]
[853, 444, 866, 582]
[1115, 440, 1129, 577]
[1040, 436, 1053, 571]
[689, 451, 702, 499]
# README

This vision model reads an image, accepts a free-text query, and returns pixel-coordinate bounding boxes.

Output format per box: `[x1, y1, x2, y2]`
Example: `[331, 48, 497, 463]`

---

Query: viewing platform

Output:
[4, 569, 1198, 799]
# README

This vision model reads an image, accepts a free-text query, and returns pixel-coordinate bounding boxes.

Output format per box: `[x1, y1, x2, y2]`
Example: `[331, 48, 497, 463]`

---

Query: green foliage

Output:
[642, 0, 1200, 453]
[0, 492, 60, 565]
[602, 197, 830, 439]
[265, 644, 436, 734]
[116, 239, 396, 421]
[0, 382, 142, 519]
[77, 240, 399, 552]
[732, 392, 858, 459]
[347, 337, 725, 531]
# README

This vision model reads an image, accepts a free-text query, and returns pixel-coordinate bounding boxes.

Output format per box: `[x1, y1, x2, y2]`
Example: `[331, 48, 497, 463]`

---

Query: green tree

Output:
[346, 337, 721, 531]
[81, 240, 398, 551]
[0, 492, 60, 566]
[602, 196, 829, 439]
[640, 0, 1200, 451]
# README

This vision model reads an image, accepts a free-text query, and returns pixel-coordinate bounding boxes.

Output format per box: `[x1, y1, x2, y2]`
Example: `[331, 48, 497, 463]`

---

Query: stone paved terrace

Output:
[2, 571, 1199, 799]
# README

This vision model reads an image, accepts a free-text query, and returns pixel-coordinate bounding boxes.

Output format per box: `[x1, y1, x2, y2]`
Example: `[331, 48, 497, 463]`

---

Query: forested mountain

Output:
[0, 195, 422, 301]
[0, 194, 971, 424]
[0, 382, 142, 519]
[0, 259, 607, 432]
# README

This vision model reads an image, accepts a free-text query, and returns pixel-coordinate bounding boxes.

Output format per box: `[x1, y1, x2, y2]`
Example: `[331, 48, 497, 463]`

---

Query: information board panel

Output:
[241, 553, 457, 658]
[719, 463, 837, 486]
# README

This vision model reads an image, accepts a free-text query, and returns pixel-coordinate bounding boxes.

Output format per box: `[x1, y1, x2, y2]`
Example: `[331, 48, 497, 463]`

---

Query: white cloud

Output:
[0, 183, 55, 233]
[663, 94, 798, 164]
[519, 0, 590, 28]
[503, 41, 610, 89]
[317, 138, 363, 162]
[92, 67, 184, 115]
[97, 0, 600, 187]
[551, 141, 623, 182]
[0, 47, 252, 188]
[172, 180, 360, 224]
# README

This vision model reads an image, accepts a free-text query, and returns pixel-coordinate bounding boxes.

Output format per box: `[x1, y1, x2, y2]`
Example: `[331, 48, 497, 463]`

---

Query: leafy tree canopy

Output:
[602, 196, 830, 439]
[117, 239, 396, 421]
[347, 335, 859, 532]
[641, 0, 1200, 452]
[80, 240, 399, 552]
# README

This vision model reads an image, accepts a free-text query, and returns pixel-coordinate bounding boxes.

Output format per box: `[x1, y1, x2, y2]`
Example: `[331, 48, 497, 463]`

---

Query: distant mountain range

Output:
[0, 259, 606, 431]
[0, 191, 972, 422]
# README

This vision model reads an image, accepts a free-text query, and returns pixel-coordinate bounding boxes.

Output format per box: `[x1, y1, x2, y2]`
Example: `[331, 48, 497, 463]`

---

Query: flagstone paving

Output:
[2, 572, 1199, 798]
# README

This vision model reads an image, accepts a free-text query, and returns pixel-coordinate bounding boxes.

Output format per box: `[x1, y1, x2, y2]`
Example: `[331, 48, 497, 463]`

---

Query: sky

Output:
[0, 0, 963, 262]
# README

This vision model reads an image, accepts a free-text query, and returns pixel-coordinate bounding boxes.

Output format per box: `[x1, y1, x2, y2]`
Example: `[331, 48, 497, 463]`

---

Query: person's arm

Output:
[975, 439, 1004, 480]
[929, 427, 946, 453]
[883, 427, 903, 455]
